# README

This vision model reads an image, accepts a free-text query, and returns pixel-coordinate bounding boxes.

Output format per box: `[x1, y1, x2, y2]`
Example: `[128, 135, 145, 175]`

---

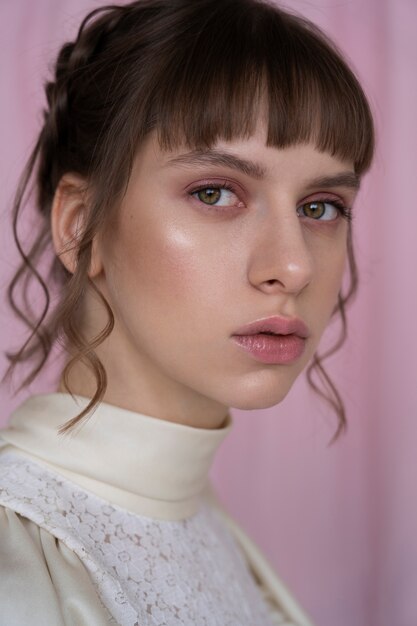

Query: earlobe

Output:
[50, 173, 103, 278]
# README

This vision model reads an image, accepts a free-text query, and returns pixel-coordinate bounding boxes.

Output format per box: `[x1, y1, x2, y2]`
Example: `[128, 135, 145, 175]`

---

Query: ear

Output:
[50, 173, 103, 278]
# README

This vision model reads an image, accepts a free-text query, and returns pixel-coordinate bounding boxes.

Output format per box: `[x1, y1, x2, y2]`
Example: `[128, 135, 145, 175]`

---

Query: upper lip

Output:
[232, 315, 310, 338]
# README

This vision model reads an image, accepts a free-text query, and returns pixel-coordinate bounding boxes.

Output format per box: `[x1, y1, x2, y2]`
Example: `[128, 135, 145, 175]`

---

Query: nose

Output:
[247, 208, 314, 296]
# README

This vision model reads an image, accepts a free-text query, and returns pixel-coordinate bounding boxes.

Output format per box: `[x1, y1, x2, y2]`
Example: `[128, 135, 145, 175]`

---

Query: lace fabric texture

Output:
[0, 452, 287, 626]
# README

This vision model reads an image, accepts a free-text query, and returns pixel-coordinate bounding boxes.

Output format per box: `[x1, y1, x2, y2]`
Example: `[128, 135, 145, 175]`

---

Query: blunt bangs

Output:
[146, 0, 374, 175]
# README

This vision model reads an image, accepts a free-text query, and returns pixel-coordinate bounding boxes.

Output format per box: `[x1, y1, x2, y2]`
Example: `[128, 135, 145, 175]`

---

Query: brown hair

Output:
[2, 0, 374, 442]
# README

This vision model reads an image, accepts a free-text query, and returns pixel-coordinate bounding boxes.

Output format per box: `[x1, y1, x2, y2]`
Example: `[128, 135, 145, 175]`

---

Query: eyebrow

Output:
[166, 149, 360, 189]
[307, 173, 360, 190]
[166, 150, 266, 179]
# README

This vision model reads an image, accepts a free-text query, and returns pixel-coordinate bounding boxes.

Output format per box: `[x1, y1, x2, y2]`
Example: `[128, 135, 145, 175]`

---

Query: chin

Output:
[222, 376, 297, 411]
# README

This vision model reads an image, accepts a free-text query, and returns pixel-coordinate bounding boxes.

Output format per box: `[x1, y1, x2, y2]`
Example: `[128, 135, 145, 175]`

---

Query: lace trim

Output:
[0, 452, 288, 625]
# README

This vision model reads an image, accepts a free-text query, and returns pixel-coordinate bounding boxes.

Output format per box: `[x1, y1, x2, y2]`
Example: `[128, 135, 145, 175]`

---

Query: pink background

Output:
[1, 2, 416, 625]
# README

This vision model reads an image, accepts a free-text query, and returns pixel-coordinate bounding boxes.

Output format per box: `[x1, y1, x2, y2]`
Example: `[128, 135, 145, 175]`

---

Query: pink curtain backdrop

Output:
[0, 2, 416, 625]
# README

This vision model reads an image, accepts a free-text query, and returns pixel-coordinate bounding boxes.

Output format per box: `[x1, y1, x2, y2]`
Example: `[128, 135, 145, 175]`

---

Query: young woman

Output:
[0, 0, 374, 624]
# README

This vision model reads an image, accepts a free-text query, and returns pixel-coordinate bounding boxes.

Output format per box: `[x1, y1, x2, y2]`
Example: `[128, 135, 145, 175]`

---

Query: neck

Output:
[57, 365, 229, 431]
[2, 392, 233, 520]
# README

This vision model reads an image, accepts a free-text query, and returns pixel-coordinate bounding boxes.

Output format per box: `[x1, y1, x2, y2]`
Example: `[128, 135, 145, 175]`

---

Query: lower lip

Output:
[231, 333, 306, 364]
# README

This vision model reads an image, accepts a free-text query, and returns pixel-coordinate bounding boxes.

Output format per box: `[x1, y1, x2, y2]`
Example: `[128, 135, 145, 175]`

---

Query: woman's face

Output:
[88, 122, 358, 427]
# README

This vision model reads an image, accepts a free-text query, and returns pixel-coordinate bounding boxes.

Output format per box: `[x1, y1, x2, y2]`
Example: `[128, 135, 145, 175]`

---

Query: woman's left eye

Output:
[191, 186, 238, 207]
[297, 200, 348, 221]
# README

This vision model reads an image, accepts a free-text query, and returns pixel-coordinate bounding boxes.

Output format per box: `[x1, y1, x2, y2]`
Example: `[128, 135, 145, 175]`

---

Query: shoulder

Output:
[0, 505, 113, 625]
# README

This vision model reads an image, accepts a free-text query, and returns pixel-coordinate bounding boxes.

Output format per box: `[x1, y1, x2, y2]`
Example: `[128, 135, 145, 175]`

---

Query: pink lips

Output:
[231, 315, 310, 364]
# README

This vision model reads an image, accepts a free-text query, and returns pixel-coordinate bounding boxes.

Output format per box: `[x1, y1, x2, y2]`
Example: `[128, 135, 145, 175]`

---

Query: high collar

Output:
[0, 393, 233, 520]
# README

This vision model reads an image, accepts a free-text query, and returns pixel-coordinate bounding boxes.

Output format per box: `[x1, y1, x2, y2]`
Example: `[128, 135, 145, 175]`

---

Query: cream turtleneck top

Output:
[0, 393, 315, 626]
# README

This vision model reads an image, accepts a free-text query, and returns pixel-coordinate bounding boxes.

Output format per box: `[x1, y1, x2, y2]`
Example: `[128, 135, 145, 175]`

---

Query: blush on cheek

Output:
[123, 225, 203, 302]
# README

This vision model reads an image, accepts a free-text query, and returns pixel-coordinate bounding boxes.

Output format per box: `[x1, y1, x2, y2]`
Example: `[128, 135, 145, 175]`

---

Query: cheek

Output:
[314, 235, 348, 308]
[110, 216, 223, 310]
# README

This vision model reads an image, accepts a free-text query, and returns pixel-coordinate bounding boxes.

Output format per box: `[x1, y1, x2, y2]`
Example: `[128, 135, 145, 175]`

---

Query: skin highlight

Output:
[53, 121, 357, 430]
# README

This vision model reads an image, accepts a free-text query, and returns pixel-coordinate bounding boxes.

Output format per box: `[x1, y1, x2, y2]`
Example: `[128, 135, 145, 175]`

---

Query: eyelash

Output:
[189, 181, 240, 210]
[314, 198, 353, 222]
[189, 182, 353, 222]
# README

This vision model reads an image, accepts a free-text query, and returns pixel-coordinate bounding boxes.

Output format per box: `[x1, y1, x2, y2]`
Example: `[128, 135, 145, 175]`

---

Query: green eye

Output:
[302, 201, 326, 219]
[191, 185, 241, 209]
[197, 188, 221, 205]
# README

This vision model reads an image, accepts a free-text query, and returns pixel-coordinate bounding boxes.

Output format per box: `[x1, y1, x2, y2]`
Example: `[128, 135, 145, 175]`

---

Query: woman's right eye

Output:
[191, 186, 240, 207]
